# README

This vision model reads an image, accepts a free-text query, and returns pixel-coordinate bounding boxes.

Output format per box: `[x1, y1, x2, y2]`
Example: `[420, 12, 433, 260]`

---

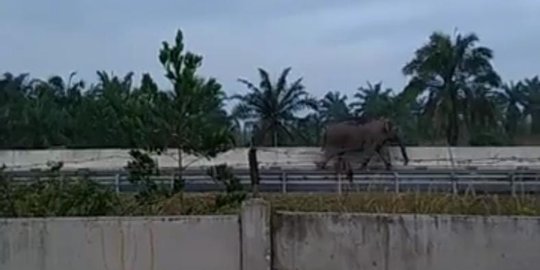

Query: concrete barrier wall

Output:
[0, 199, 272, 270]
[1, 146, 540, 171]
[2, 199, 540, 270]
[0, 215, 241, 270]
[272, 211, 540, 270]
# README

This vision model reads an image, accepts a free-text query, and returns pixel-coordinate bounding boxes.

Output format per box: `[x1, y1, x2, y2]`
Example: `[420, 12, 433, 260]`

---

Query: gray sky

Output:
[1, 0, 539, 107]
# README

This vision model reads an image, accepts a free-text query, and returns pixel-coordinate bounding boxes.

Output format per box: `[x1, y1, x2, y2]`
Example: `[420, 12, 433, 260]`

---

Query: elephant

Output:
[317, 117, 409, 170]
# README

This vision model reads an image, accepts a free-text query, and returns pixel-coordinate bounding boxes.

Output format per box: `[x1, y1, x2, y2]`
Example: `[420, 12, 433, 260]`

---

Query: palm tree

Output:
[319, 91, 352, 124]
[496, 81, 525, 139]
[402, 30, 501, 145]
[0, 73, 32, 148]
[464, 84, 507, 145]
[517, 76, 540, 134]
[84, 71, 135, 147]
[351, 81, 393, 119]
[233, 67, 317, 146]
[295, 112, 324, 146]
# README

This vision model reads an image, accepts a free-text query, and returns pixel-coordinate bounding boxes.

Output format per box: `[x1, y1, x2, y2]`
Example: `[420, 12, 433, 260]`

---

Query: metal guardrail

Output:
[3, 167, 540, 194]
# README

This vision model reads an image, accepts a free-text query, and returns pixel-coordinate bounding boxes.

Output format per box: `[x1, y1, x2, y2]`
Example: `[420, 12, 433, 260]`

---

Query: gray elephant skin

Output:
[318, 118, 409, 170]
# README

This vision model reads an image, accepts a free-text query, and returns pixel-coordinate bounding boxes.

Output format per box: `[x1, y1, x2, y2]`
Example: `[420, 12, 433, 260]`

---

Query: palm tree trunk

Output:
[448, 85, 460, 146]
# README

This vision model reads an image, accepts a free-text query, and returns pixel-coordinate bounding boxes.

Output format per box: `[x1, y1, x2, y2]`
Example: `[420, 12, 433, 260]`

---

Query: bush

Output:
[0, 170, 120, 217]
[125, 149, 160, 199]
[207, 164, 247, 211]
[124, 149, 186, 203]
[3, 162, 540, 217]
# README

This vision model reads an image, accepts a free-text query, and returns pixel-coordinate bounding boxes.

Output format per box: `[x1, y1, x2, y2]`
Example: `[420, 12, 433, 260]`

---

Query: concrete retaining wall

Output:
[272, 211, 540, 270]
[2, 199, 540, 270]
[0, 199, 271, 270]
[1, 146, 540, 171]
[0, 215, 241, 270]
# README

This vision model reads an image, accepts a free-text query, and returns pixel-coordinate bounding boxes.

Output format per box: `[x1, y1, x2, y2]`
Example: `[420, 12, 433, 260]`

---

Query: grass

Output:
[113, 192, 540, 216]
[3, 176, 540, 217]
[263, 192, 540, 216]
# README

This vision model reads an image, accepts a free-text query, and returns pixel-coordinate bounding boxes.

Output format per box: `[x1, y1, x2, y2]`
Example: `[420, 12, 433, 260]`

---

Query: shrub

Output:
[0, 170, 119, 217]
[207, 164, 247, 210]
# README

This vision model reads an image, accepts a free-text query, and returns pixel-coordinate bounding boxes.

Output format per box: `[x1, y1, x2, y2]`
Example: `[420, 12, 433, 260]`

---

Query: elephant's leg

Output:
[335, 154, 354, 193]
[318, 149, 332, 169]
[375, 144, 392, 170]
[319, 147, 341, 169]
[359, 145, 376, 170]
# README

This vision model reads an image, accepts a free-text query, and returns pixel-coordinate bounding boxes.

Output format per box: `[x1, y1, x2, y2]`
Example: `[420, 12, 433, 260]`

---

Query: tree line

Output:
[1, 28, 540, 155]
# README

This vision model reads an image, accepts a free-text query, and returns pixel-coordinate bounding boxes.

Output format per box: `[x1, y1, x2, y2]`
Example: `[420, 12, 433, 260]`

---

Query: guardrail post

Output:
[509, 171, 516, 197]
[171, 171, 176, 191]
[337, 172, 342, 195]
[393, 172, 400, 194]
[114, 174, 120, 194]
[451, 171, 458, 195]
[281, 171, 287, 194]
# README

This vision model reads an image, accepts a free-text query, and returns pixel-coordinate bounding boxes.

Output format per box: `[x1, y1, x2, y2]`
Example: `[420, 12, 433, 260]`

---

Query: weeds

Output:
[0, 172, 120, 217]
[2, 158, 540, 217]
[207, 164, 247, 211]
[264, 192, 540, 216]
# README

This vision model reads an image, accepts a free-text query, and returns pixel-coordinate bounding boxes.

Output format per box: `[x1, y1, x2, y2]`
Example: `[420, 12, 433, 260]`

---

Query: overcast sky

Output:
[1, 0, 539, 106]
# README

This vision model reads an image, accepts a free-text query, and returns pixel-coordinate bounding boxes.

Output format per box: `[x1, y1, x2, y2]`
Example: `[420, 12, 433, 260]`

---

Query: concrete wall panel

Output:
[273, 211, 540, 270]
[0, 215, 240, 270]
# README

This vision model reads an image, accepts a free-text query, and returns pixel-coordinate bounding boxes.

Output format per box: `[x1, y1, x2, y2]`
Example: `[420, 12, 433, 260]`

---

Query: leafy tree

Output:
[156, 29, 234, 181]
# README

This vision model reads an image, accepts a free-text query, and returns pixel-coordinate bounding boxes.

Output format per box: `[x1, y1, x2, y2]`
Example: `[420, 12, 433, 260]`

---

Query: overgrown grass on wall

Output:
[124, 192, 540, 216]
[2, 160, 540, 217]
[2, 183, 540, 217]
[265, 193, 540, 216]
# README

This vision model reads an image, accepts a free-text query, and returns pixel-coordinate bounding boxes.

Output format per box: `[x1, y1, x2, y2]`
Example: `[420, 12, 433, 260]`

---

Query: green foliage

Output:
[1, 28, 540, 149]
[0, 165, 18, 216]
[319, 91, 352, 123]
[351, 81, 394, 119]
[125, 149, 161, 199]
[0, 169, 119, 217]
[207, 164, 247, 210]
[401, 31, 501, 146]
[124, 149, 189, 206]
[157, 29, 234, 158]
[232, 67, 318, 146]
[265, 193, 540, 216]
